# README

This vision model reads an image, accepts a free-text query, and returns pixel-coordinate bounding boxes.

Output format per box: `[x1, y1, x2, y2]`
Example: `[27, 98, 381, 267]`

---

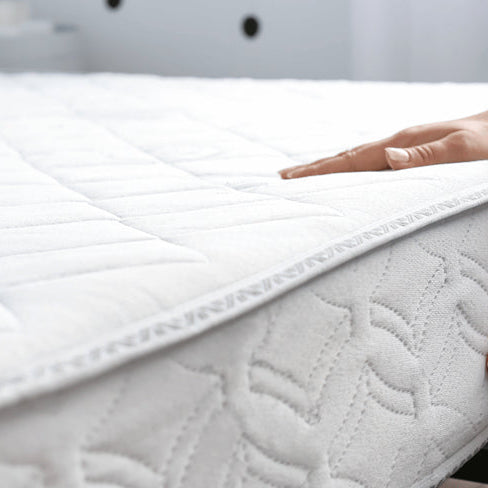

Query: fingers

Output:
[385, 130, 474, 170]
[280, 142, 390, 179]
[278, 123, 456, 179]
[278, 123, 467, 179]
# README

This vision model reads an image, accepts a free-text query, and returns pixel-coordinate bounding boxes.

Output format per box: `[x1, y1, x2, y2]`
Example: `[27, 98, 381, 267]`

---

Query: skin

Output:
[281, 110, 488, 373]
[279, 110, 488, 179]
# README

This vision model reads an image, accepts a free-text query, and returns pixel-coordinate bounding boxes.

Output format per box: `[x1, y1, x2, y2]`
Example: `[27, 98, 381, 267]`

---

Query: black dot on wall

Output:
[242, 16, 260, 38]
[106, 0, 122, 10]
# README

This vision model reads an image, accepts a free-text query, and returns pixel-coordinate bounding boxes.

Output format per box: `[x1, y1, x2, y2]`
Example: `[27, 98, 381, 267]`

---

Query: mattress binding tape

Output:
[1, 183, 488, 410]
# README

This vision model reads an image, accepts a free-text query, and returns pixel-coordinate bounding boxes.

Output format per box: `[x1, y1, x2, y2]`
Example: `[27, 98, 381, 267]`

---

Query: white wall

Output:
[31, 0, 488, 82]
[409, 0, 488, 82]
[351, 0, 488, 82]
[30, 0, 351, 79]
[350, 0, 410, 81]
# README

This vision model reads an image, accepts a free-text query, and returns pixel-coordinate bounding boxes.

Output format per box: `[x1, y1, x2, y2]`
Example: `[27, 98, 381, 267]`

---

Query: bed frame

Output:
[453, 449, 488, 484]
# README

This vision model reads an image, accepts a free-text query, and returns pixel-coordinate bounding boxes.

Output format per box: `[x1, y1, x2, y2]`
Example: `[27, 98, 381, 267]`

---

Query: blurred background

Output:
[0, 0, 487, 81]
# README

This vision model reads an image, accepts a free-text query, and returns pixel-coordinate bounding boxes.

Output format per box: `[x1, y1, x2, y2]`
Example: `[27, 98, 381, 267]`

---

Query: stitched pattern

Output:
[0, 181, 487, 488]
[0, 184, 487, 401]
[330, 368, 368, 473]
[369, 299, 415, 357]
[1, 75, 488, 488]
[430, 310, 458, 398]
[413, 242, 448, 354]
[386, 447, 402, 488]
[249, 293, 353, 425]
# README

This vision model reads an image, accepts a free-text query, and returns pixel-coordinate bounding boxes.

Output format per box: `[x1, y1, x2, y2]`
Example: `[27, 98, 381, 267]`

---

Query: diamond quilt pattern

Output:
[0, 74, 488, 487]
[0, 207, 487, 488]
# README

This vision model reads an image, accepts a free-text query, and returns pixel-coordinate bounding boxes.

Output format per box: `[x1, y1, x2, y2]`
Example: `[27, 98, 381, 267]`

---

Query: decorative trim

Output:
[1, 185, 488, 409]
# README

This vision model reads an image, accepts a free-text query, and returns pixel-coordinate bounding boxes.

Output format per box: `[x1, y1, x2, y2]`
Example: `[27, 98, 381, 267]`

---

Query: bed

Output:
[0, 74, 488, 488]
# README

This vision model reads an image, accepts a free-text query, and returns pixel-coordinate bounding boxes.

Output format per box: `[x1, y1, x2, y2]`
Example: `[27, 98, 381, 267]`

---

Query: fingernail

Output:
[279, 168, 294, 178]
[385, 147, 409, 162]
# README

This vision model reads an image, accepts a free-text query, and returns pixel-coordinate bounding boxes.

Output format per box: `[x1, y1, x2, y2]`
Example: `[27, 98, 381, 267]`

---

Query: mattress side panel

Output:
[0, 205, 487, 488]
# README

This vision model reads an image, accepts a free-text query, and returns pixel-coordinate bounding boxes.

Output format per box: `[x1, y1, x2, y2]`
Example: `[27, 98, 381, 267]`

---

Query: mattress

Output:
[0, 74, 488, 488]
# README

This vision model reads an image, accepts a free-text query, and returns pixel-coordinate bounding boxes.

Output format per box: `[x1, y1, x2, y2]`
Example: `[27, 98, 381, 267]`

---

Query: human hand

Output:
[279, 111, 488, 179]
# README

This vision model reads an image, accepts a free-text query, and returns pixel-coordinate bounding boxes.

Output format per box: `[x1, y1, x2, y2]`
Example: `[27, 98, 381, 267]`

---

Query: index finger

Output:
[280, 140, 390, 179]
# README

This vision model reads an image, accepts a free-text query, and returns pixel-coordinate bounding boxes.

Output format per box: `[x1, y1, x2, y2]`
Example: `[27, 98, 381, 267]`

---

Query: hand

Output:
[279, 111, 488, 179]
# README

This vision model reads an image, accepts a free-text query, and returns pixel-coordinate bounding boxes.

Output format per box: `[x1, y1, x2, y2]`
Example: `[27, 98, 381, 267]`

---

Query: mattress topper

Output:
[1, 73, 488, 408]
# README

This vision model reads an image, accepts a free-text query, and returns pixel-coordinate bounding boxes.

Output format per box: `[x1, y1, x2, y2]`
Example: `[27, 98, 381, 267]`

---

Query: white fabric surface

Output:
[0, 74, 488, 487]
[1, 206, 488, 488]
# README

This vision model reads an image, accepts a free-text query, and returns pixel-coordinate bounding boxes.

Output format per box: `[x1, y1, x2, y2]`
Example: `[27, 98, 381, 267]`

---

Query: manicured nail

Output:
[385, 147, 409, 162]
[279, 168, 294, 177]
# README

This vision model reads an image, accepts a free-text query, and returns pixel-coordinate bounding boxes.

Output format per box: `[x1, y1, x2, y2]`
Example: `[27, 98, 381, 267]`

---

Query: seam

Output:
[1, 160, 488, 407]
[0, 127, 207, 260]
[0, 237, 156, 260]
[84, 448, 160, 478]
[330, 475, 369, 488]
[249, 359, 308, 392]
[242, 443, 301, 488]
[386, 446, 402, 488]
[330, 367, 367, 473]
[82, 375, 129, 448]
[369, 298, 411, 329]
[0, 217, 117, 230]
[460, 250, 488, 275]
[430, 402, 478, 434]
[366, 361, 414, 395]
[160, 363, 224, 485]
[371, 247, 393, 298]
[415, 242, 449, 355]
[456, 304, 488, 356]
[456, 303, 488, 340]
[370, 319, 416, 357]
[412, 421, 488, 488]
[6, 259, 202, 290]
[248, 295, 353, 425]
[368, 388, 415, 417]
[461, 270, 488, 297]
[242, 433, 310, 472]
[220, 438, 242, 488]
[430, 309, 458, 399]
[177, 407, 221, 488]
[412, 247, 446, 349]
[81, 375, 129, 484]
[306, 294, 352, 388]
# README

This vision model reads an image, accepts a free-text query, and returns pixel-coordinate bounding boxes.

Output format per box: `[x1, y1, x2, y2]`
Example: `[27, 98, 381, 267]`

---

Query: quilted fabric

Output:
[1, 206, 488, 488]
[0, 74, 488, 487]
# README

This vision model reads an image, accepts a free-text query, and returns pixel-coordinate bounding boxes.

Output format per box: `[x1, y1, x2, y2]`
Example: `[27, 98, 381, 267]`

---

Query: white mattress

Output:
[1, 74, 488, 488]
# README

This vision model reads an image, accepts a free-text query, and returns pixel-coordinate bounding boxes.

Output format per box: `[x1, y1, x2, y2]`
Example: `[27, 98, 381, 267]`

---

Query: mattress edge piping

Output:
[414, 421, 488, 488]
[1, 183, 488, 410]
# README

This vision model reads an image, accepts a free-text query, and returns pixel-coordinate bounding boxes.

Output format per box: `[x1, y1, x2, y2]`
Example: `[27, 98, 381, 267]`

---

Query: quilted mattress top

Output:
[1, 73, 488, 408]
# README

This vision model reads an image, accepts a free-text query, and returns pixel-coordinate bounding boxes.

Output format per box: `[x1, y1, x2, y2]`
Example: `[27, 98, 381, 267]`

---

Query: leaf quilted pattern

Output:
[1, 206, 487, 488]
[0, 75, 487, 488]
